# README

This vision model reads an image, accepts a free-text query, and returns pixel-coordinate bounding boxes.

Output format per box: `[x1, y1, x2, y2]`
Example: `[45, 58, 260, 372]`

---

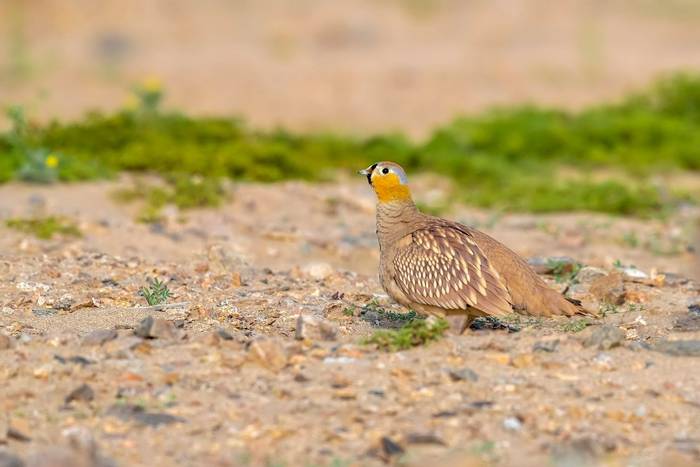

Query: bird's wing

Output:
[392, 225, 513, 317]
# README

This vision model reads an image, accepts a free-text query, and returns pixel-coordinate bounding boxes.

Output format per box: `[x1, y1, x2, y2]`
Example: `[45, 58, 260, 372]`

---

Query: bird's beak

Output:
[359, 164, 376, 185]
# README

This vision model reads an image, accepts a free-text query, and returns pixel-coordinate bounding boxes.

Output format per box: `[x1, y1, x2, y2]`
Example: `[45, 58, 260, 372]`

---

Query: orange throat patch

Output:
[373, 173, 412, 203]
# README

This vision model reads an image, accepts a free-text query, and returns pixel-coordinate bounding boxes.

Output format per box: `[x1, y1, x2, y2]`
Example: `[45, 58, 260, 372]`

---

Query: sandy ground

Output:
[2, 0, 700, 136]
[0, 176, 699, 466]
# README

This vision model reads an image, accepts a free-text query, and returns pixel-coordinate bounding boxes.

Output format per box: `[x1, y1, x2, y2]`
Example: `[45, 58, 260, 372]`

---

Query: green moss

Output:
[363, 318, 449, 351]
[5, 216, 82, 240]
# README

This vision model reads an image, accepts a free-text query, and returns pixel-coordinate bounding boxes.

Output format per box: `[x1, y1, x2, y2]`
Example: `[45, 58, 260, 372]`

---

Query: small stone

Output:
[65, 384, 95, 405]
[503, 416, 523, 431]
[301, 262, 334, 280]
[620, 266, 648, 280]
[448, 368, 479, 382]
[0, 335, 12, 351]
[533, 339, 559, 353]
[247, 339, 288, 372]
[590, 272, 626, 305]
[0, 450, 24, 467]
[55, 294, 74, 311]
[106, 404, 185, 427]
[330, 374, 351, 388]
[319, 321, 338, 341]
[689, 304, 700, 316]
[81, 329, 118, 346]
[404, 433, 446, 446]
[333, 388, 357, 400]
[295, 314, 308, 341]
[133, 316, 154, 338]
[592, 352, 614, 370]
[575, 266, 607, 284]
[149, 319, 178, 340]
[659, 272, 689, 287]
[652, 340, 700, 357]
[216, 328, 234, 340]
[1, 307, 14, 316]
[510, 353, 536, 368]
[674, 314, 700, 332]
[380, 437, 405, 457]
[584, 325, 625, 350]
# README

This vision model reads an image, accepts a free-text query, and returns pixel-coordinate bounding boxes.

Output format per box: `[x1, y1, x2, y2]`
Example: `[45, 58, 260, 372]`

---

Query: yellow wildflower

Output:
[142, 76, 162, 93]
[45, 154, 59, 168]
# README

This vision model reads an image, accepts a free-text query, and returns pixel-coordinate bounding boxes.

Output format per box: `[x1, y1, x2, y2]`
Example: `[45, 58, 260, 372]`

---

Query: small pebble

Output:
[503, 416, 523, 431]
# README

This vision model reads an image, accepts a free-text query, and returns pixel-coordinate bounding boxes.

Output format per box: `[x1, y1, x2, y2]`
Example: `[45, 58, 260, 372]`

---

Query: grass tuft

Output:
[5, 216, 82, 240]
[363, 318, 449, 351]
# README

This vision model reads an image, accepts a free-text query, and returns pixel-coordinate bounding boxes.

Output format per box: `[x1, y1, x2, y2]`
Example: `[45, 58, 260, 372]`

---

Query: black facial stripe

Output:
[366, 163, 377, 185]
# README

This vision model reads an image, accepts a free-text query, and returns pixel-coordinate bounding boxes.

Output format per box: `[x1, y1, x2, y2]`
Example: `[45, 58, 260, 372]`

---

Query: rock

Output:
[294, 314, 307, 340]
[216, 328, 234, 340]
[247, 339, 288, 372]
[380, 437, 405, 457]
[0, 335, 12, 351]
[659, 272, 689, 287]
[673, 314, 700, 332]
[0, 450, 24, 467]
[319, 321, 338, 341]
[301, 262, 334, 280]
[652, 340, 700, 357]
[527, 256, 578, 275]
[590, 272, 626, 305]
[584, 325, 625, 350]
[448, 368, 479, 382]
[533, 339, 559, 353]
[133, 316, 154, 338]
[575, 267, 607, 284]
[149, 319, 178, 340]
[404, 433, 447, 446]
[689, 303, 700, 316]
[503, 416, 523, 431]
[65, 384, 95, 405]
[81, 329, 118, 346]
[295, 315, 338, 341]
[54, 294, 74, 311]
[620, 266, 648, 280]
[330, 374, 352, 388]
[133, 317, 177, 340]
[106, 404, 185, 427]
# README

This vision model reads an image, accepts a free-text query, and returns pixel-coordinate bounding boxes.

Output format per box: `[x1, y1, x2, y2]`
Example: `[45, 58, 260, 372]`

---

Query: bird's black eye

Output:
[381, 167, 389, 174]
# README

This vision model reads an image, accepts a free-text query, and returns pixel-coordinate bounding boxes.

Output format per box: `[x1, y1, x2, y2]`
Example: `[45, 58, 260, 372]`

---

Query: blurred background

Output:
[3, 0, 700, 136]
[0, 0, 699, 278]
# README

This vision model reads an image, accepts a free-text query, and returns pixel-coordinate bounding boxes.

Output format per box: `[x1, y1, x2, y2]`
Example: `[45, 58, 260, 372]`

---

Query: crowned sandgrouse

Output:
[360, 161, 585, 334]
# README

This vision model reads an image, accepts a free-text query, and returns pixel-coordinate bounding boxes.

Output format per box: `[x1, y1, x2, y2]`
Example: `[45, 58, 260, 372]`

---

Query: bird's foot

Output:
[470, 317, 520, 333]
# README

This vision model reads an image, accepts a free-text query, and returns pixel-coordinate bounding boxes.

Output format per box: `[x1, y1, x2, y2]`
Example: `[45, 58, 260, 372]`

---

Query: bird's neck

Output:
[375, 199, 422, 250]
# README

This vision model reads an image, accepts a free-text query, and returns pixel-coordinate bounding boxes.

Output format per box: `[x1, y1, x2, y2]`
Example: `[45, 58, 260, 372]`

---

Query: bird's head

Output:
[359, 161, 412, 203]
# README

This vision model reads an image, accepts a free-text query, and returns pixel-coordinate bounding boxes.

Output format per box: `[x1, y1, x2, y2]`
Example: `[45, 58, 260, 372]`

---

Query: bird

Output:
[359, 161, 586, 334]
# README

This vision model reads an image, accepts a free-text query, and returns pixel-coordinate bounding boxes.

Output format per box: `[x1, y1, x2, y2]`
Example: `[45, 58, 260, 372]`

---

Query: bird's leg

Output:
[443, 314, 475, 335]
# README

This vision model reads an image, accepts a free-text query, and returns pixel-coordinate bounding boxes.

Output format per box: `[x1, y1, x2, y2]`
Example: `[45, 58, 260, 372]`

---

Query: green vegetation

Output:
[5, 216, 82, 240]
[363, 318, 449, 351]
[560, 318, 593, 333]
[2, 73, 700, 216]
[139, 278, 172, 306]
[113, 176, 225, 223]
[547, 258, 583, 283]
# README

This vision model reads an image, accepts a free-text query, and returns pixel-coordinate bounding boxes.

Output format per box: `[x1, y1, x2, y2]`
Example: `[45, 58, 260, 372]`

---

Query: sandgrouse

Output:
[360, 161, 584, 334]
